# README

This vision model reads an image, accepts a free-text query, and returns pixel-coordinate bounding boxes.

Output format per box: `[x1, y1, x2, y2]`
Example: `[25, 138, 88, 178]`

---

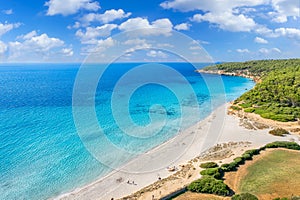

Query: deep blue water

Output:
[0, 63, 255, 200]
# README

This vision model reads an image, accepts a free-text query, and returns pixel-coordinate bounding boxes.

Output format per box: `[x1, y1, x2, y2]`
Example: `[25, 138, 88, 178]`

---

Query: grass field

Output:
[235, 149, 300, 199]
[173, 191, 230, 200]
[175, 149, 300, 200]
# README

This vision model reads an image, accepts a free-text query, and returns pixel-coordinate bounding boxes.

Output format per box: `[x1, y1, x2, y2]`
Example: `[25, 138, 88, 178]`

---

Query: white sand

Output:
[54, 104, 299, 200]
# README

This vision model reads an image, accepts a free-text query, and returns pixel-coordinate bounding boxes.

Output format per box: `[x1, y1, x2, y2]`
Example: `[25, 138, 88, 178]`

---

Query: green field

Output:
[238, 149, 300, 196]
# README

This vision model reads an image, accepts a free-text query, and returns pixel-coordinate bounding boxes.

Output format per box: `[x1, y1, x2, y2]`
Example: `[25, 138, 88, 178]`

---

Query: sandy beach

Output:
[54, 103, 299, 200]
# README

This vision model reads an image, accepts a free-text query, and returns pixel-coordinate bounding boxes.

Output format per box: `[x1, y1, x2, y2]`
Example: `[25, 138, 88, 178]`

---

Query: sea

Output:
[0, 63, 255, 200]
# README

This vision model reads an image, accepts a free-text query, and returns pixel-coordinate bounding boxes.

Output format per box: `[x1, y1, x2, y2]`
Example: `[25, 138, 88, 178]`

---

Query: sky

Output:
[0, 0, 300, 63]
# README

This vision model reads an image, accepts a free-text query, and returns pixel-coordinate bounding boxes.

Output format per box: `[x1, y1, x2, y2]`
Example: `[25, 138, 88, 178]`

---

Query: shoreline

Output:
[197, 69, 261, 83]
[54, 103, 300, 200]
[53, 103, 228, 200]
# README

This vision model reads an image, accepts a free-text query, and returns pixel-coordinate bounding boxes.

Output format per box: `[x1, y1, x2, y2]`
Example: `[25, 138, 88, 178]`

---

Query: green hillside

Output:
[204, 59, 300, 122]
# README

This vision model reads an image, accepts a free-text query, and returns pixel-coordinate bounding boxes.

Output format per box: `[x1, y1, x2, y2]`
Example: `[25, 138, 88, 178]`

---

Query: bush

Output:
[233, 157, 245, 165]
[200, 162, 218, 168]
[200, 167, 222, 179]
[260, 113, 295, 122]
[232, 193, 258, 200]
[242, 153, 252, 160]
[265, 141, 300, 150]
[244, 108, 255, 113]
[240, 103, 252, 108]
[187, 176, 230, 196]
[269, 128, 289, 136]
[221, 162, 238, 172]
[244, 149, 260, 156]
[231, 105, 242, 111]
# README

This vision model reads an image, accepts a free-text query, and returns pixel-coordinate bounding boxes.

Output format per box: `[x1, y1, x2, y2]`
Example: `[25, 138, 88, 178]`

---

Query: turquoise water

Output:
[0, 63, 255, 199]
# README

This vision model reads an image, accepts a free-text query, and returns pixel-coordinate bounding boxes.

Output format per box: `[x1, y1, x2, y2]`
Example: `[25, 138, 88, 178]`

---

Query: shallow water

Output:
[0, 63, 254, 199]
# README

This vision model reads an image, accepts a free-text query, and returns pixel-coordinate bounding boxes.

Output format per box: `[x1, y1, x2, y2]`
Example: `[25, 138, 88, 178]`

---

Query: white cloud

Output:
[259, 47, 281, 54]
[271, 0, 300, 23]
[9, 32, 65, 60]
[119, 17, 173, 36]
[82, 37, 115, 54]
[45, 0, 100, 16]
[255, 26, 275, 36]
[22, 30, 38, 40]
[123, 38, 147, 45]
[160, 0, 268, 12]
[67, 22, 81, 29]
[162, 0, 288, 32]
[0, 22, 21, 37]
[174, 23, 190, 30]
[2, 9, 13, 15]
[192, 12, 257, 32]
[0, 41, 7, 54]
[76, 24, 118, 44]
[124, 42, 152, 54]
[146, 50, 167, 58]
[189, 46, 201, 50]
[274, 28, 300, 40]
[81, 9, 131, 25]
[237, 48, 250, 53]
[61, 48, 74, 56]
[254, 37, 268, 44]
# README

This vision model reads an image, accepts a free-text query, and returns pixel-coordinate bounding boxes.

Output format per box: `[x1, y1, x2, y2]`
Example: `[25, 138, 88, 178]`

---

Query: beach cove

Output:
[56, 103, 299, 200]
[0, 63, 255, 200]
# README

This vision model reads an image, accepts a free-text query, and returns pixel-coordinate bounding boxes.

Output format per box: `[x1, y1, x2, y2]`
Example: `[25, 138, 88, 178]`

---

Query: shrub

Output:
[221, 162, 238, 172]
[232, 193, 258, 200]
[187, 176, 230, 196]
[269, 128, 289, 136]
[273, 198, 289, 200]
[231, 105, 242, 111]
[244, 108, 255, 113]
[242, 153, 252, 160]
[200, 162, 218, 168]
[265, 141, 300, 150]
[200, 167, 222, 179]
[233, 157, 245, 165]
[260, 113, 295, 122]
[240, 103, 252, 108]
[244, 149, 260, 156]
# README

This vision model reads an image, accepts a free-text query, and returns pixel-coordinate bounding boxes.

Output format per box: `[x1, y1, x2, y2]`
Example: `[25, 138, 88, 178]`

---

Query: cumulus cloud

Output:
[192, 12, 257, 32]
[45, 0, 100, 16]
[237, 48, 250, 53]
[22, 30, 38, 40]
[61, 48, 74, 56]
[2, 9, 13, 15]
[119, 17, 173, 36]
[270, 0, 300, 23]
[259, 47, 281, 54]
[174, 23, 190, 31]
[81, 9, 131, 25]
[160, 0, 268, 12]
[123, 38, 147, 45]
[0, 41, 7, 54]
[0, 22, 21, 37]
[160, 0, 295, 33]
[81, 37, 115, 54]
[76, 24, 118, 44]
[255, 27, 300, 42]
[146, 50, 168, 58]
[274, 28, 300, 40]
[9, 31, 66, 60]
[254, 37, 268, 44]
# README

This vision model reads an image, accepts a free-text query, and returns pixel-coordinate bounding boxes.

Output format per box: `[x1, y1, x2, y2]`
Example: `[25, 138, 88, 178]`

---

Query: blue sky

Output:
[0, 0, 299, 62]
